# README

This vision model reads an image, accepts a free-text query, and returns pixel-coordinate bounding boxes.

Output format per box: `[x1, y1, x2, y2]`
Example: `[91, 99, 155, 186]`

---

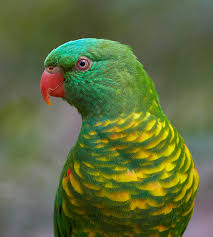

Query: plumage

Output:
[40, 38, 199, 237]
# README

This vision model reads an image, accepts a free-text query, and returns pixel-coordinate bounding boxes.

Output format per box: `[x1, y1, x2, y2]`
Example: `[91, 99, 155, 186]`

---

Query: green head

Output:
[41, 38, 162, 119]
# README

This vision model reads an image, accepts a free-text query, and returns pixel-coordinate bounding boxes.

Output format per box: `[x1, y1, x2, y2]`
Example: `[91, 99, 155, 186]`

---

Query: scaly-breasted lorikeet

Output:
[40, 38, 199, 237]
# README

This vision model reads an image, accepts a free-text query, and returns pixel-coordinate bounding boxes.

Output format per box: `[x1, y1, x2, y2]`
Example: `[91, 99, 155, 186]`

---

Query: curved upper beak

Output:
[40, 66, 65, 106]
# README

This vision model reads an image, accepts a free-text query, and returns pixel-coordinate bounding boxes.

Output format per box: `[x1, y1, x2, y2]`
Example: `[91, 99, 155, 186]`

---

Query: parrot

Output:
[40, 38, 199, 237]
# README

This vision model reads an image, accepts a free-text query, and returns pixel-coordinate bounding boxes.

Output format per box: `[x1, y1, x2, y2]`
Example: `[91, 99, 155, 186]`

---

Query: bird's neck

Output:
[80, 89, 163, 122]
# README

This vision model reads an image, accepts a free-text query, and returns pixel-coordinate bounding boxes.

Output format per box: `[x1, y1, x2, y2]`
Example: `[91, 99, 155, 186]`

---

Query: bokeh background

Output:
[1, 0, 212, 236]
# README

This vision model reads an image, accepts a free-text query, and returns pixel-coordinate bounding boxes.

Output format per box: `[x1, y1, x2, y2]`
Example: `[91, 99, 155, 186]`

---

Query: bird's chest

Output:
[60, 148, 144, 235]
[59, 115, 198, 236]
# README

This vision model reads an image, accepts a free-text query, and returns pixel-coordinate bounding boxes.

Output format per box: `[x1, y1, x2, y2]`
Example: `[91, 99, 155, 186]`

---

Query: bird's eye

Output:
[76, 57, 91, 71]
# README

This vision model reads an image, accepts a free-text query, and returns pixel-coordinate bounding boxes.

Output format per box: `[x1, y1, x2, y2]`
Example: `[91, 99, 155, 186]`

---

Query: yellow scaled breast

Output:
[61, 111, 199, 236]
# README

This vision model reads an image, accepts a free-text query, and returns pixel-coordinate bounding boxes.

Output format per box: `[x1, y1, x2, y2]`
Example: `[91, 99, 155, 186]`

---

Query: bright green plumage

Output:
[43, 38, 199, 237]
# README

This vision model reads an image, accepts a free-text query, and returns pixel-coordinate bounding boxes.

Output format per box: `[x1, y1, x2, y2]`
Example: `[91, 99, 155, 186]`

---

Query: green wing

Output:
[54, 188, 73, 237]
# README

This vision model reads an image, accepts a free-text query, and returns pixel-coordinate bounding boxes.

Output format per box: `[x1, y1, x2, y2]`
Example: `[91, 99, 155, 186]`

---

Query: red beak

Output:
[40, 66, 65, 106]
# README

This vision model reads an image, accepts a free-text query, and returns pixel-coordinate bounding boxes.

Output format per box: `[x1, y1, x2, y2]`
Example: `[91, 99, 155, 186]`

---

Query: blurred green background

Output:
[0, 0, 212, 236]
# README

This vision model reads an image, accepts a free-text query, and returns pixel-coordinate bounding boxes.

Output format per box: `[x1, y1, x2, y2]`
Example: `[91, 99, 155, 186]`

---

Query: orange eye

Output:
[76, 57, 90, 71]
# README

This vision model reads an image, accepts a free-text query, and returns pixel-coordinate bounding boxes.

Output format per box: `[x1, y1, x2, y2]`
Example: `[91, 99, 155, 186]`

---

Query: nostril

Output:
[46, 66, 64, 74]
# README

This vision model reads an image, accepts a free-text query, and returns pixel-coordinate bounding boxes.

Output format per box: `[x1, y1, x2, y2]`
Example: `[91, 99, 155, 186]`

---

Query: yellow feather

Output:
[151, 203, 175, 216]
[129, 199, 147, 210]
[174, 171, 193, 202]
[83, 182, 100, 191]
[137, 181, 166, 196]
[156, 225, 169, 232]
[193, 168, 199, 193]
[144, 127, 169, 149]
[89, 130, 97, 136]
[69, 173, 83, 194]
[74, 161, 82, 178]
[125, 131, 138, 142]
[161, 175, 179, 189]
[133, 149, 150, 159]
[144, 120, 156, 131]
[97, 190, 131, 202]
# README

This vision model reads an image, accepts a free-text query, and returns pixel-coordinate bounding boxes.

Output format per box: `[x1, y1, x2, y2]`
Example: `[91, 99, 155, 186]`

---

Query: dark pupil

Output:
[79, 60, 86, 67]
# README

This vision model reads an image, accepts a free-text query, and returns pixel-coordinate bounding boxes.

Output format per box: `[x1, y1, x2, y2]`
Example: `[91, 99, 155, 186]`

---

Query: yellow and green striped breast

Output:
[60, 111, 199, 237]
